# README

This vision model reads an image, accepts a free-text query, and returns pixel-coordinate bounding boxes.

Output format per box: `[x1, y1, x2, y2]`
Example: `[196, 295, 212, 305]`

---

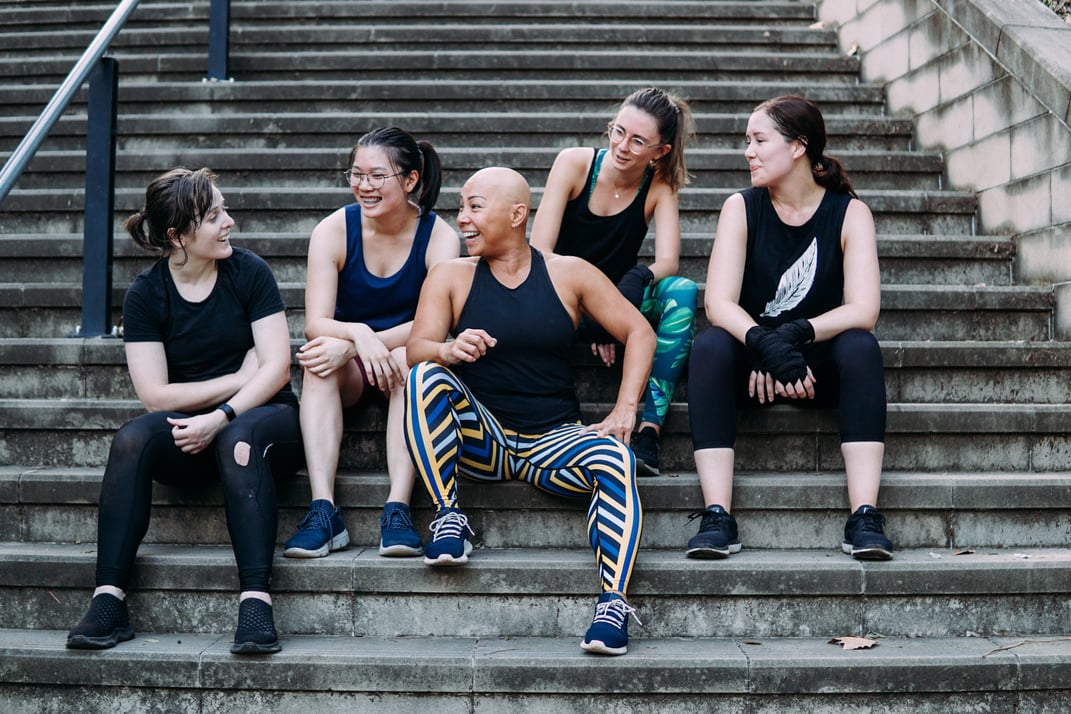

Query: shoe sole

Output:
[842, 543, 893, 560]
[580, 639, 627, 656]
[379, 542, 424, 557]
[66, 626, 135, 650]
[423, 552, 468, 566]
[283, 530, 350, 558]
[635, 460, 661, 477]
[685, 543, 742, 559]
[423, 539, 473, 565]
[230, 639, 282, 655]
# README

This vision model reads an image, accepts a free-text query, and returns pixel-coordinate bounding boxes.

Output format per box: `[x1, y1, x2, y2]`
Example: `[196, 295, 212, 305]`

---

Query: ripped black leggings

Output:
[94, 403, 303, 593]
[688, 327, 887, 449]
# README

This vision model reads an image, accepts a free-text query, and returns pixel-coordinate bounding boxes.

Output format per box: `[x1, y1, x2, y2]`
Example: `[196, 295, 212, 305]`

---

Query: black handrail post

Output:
[207, 0, 231, 81]
[79, 56, 118, 338]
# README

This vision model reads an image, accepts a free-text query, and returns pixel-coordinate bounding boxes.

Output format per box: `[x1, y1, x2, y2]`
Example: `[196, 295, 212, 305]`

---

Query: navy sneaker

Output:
[842, 505, 894, 560]
[66, 593, 135, 649]
[423, 508, 474, 566]
[581, 593, 639, 656]
[685, 505, 742, 559]
[283, 499, 350, 558]
[230, 598, 281, 655]
[379, 501, 424, 557]
[631, 426, 661, 477]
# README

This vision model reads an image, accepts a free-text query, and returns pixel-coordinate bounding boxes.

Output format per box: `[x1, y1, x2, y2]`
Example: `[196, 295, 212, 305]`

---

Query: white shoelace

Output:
[429, 511, 474, 542]
[592, 598, 642, 628]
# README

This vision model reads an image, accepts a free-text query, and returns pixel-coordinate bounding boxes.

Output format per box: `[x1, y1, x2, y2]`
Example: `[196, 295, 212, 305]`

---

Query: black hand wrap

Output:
[745, 325, 808, 384]
[773, 318, 815, 347]
[616, 264, 654, 309]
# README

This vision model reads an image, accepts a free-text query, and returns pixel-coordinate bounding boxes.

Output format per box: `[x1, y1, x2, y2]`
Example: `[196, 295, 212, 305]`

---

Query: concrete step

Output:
[2, 51, 861, 85]
[5, 467, 1071, 551]
[5, 628, 1067, 712]
[4, 541, 1071, 638]
[5, 1, 821, 28]
[2, 399, 1069, 472]
[0, 280, 1046, 340]
[0, 231, 1016, 286]
[3, 338, 1067, 404]
[0, 185, 979, 236]
[4, 146, 946, 191]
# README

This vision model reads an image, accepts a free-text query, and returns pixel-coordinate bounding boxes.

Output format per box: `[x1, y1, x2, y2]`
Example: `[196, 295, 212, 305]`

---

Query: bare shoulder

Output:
[428, 256, 478, 282]
[427, 215, 462, 259]
[543, 252, 601, 284]
[310, 205, 347, 244]
[554, 146, 596, 171]
[845, 196, 874, 222]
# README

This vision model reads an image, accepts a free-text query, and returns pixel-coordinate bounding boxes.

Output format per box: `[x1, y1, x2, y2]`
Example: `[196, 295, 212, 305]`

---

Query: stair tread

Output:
[3, 627, 1066, 695]
[4, 542, 1071, 596]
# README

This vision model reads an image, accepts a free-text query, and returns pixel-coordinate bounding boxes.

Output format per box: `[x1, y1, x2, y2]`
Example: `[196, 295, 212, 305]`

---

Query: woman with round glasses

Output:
[531, 86, 697, 476]
[283, 127, 459, 560]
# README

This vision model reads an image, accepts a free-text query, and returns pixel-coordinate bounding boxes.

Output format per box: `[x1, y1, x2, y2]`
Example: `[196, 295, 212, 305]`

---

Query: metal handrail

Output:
[0, 0, 141, 205]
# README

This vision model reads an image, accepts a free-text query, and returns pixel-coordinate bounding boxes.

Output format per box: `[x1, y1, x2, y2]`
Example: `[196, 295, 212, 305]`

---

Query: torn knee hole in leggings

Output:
[233, 440, 251, 467]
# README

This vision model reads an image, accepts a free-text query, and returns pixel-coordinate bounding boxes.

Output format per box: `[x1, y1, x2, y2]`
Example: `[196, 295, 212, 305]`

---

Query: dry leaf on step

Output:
[828, 636, 878, 650]
[809, 21, 825, 29]
[846, 41, 859, 56]
[954, 549, 975, 556]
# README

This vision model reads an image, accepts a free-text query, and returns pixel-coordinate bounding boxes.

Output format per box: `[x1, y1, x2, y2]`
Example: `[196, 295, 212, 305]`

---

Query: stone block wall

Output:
[817, 0, 1071, 337]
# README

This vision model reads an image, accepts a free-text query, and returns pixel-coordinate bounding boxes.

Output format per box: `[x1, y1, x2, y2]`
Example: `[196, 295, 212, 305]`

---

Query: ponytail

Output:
[414, 140, 442, 215]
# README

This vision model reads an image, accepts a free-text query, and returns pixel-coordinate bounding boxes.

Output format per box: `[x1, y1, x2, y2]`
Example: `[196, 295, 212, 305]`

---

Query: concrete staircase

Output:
[1, 1, 1070, 710]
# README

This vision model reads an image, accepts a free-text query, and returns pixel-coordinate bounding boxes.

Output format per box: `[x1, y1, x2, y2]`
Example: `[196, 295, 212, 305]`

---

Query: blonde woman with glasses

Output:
[531, 87, 697, 477]
[283, 127, 459, 561]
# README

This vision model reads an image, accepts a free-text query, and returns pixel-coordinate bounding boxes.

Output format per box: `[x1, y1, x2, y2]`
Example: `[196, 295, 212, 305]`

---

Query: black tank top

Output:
[553, 148, 652, 284]
[739, 186, 852, 327]
[453, 248, 581, 433]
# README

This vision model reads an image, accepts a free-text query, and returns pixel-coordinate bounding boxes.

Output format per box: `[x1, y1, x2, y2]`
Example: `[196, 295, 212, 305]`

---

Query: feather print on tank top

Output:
[761, 237, 818, 318]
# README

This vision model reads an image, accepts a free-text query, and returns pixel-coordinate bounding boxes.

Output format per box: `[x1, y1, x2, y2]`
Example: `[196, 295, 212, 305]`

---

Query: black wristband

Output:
[218, 403, 237, 422]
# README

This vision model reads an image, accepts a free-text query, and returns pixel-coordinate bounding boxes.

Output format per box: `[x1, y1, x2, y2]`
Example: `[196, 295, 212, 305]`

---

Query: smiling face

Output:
[173, 185, 234, 263]
[349, 145, 418, 218]
[457, 168, 529, 257]
[744, 109, 804, 188]
[607, 105, 669, 171]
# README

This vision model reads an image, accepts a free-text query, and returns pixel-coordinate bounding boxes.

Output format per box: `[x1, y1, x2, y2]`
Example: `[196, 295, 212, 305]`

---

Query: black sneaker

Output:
[66, 593, 135, 649]
[841, 505, 894, 560]
[685, 505, 741, 559]
[231, 598, 281, 654]
[631, 426, 661, 476]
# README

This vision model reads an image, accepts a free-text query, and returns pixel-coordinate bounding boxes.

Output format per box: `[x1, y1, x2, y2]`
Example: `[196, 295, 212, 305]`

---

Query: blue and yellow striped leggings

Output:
[404, 361, 643, 595]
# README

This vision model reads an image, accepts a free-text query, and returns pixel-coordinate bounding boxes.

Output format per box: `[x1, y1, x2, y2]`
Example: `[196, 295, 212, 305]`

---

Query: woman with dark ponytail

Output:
[685, 96, 893, 562]
[283, 127, 459, 560]
[68, 167, 303, 654]
[531, 86, 698, 477]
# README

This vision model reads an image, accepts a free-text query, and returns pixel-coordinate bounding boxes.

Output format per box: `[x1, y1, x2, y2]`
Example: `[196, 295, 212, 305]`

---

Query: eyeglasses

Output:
[607, 123, 662, 154]
[344, 170, 404, 189]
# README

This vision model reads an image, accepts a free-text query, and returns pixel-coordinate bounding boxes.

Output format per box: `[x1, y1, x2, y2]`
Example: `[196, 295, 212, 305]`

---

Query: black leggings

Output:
[688, 327, 886, 449]
[94, 403, 303, 593]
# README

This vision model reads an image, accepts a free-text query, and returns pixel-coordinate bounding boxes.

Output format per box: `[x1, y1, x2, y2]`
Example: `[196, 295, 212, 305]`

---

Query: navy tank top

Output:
[453, 248, 581, 433]
[739, 187, 853, 327]
[334, 203, 436, 330]
[553, 148, 652, 284]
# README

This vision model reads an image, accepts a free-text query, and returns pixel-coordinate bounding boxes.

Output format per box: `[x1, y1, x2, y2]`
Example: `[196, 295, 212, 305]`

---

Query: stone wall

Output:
[817, 0, 1071, 337]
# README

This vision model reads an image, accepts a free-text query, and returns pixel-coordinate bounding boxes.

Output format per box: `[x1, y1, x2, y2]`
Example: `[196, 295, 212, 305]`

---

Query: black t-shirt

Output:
[123, 246, 295, 404]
